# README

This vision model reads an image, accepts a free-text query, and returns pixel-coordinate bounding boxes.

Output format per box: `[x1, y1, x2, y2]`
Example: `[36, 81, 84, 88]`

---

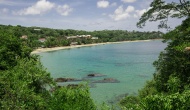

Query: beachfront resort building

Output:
[66, 35, 92, 39]
[91, 37, 98, 40]
[70, 42, 78, 46]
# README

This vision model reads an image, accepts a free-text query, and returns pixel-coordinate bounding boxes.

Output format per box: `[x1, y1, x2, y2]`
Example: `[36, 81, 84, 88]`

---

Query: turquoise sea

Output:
[38, 40, 167, 104]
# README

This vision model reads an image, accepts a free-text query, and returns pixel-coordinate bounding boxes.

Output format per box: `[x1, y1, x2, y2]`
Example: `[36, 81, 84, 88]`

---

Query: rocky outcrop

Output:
[66, 84, 79, 88]
[54, 78, 81, 82]
[93, 78, 120, 83]
[89, 83, 97, 88]
[87, 73, 106, 77]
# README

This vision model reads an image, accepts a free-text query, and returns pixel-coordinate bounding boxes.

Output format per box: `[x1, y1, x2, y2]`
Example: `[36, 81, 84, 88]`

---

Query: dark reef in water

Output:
[93, 78, 120, 83]
[55, 77, 82, 82]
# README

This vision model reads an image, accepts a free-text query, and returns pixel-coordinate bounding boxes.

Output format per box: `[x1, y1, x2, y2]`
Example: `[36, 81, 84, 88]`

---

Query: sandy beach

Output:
[31, 40, 152, 54]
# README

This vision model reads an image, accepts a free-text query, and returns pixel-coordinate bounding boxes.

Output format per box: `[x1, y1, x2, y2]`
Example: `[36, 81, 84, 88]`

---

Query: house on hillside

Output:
[86, 35, 91, 38]
[70, 42, 78, 46]
[66, 36, 78, 39]
[91, 37, 98, 40]
[82, 35, 91, 38]
[20, 35, 28, 39]
[38, 38, 46, 43]
[66, 35, 92, 39]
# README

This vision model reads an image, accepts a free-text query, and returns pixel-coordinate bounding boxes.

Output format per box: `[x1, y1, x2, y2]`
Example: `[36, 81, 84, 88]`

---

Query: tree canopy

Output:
[0, 29, 97, 109]
[120, 0, 190, 109]
[137, 0, 190, 29]
[0, 24, 163, 49]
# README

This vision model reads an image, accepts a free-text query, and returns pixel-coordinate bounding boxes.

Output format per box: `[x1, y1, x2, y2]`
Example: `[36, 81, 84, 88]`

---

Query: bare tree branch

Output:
[180, 0, 190, 15]
[137, 0, 189, 28]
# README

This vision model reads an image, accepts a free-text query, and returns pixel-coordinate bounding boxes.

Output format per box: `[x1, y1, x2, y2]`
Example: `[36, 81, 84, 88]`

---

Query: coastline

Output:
[31, 40, 153, 54]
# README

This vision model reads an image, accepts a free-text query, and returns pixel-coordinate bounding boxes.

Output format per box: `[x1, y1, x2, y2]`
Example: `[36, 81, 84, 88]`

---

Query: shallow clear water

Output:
[38, 40, 167, 104]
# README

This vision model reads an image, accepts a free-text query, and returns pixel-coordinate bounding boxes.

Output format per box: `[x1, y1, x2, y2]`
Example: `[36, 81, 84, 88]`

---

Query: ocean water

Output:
[38, 40, 167, 104]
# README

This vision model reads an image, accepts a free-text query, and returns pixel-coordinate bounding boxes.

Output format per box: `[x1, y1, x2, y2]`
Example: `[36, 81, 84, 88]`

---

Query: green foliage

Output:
[0, 29, 98, 109]
[138, 80, 158, 98]
[0, 58, 53, 109]
[49, 84, 97, 110]
[0, 32, 32, 70]
[100, 102, 112, 110]
[167, 75, 181, 93]
[120, 96, 140, 110]
[141, 90, 190, 110]
[99, 102, 118, 110]
[0, 24, 163, 49]
[153, 17, 190, 92]
[121, 1, 190, 110]
[120, 90, 190, 110]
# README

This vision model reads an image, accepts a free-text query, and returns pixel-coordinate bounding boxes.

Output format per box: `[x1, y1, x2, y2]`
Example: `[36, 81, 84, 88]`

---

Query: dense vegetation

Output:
[0, 24, 162, 49]
[1, 0, 190, 109]
[0, 24, 163, 109]
[0, 20, 162, 110]
[120, 0, 190, 109]
[0, 29, 97, 109]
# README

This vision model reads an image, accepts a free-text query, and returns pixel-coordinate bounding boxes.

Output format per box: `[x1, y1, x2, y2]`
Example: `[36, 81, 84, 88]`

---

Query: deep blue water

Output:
[38, 40, 167, 104]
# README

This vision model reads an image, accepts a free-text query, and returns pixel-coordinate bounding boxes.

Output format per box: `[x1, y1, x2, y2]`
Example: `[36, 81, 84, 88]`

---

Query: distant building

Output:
[82, 35, 91, 38]
[91, 37, 98, 40]
[66, 35, 92, 39]
[66, 36, 78, 39]
[70, 42, 78, 46]
[38, 38, 46, 42]
[86, 35, 91, 37]
[20, 35, 28, 39]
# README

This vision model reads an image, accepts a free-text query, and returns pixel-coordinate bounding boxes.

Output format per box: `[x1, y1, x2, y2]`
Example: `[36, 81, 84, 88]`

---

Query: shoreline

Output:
[31, 39, 154, 54]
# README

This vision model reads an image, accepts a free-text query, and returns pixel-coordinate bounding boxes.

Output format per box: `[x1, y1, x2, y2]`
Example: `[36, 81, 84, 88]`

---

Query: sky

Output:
[0, 0, 183, 31]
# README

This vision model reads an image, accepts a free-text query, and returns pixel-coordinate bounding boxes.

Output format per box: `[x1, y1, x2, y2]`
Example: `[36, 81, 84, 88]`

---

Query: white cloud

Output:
[102, 13, 107, 16]
[121, 0, 136, 3]
[14, 0, 54, 15]
[0, 0, 5, 3]
[0, 8, 9, 14]
[114, 6, 124, 15]
[135, 7, 151, 17]
[56, 4, 73, 16]
[109, 5, 150, 21]
[135, 9, 146, 17]
[110, 5, 135, 21]
[0, 0, 32, 6]
[110, 2, 117, 7]
[0, 0, 22, 6]
[97, 0, 109, 8]
[125, 6, 135, 13]
[133, 14, 138, 18]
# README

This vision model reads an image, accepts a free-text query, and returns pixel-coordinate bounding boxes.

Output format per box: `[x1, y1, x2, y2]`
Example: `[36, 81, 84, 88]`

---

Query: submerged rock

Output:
[89, 83, 97, 88]
[66, 84, 79, 88]
[93, 78, 120, 83]
[87, 73, 106, 77]
[54, 78, 81, 82]
[114, 63, 126, 67]
[138, 74, 148, 78]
